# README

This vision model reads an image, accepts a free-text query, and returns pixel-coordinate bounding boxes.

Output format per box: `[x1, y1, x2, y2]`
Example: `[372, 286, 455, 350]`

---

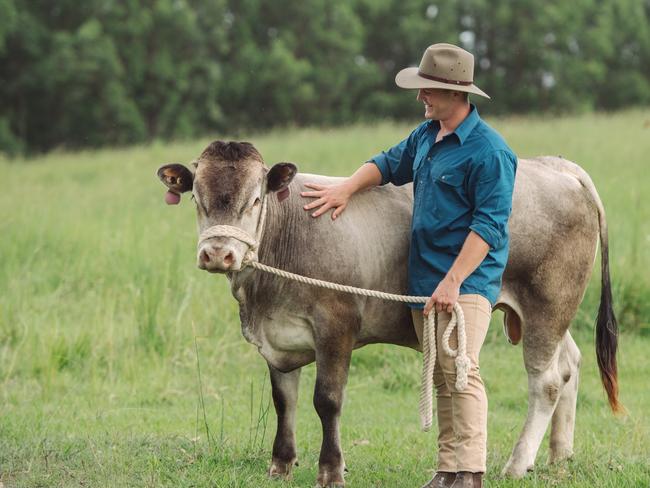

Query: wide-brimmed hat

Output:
[395, 43, 490, 99]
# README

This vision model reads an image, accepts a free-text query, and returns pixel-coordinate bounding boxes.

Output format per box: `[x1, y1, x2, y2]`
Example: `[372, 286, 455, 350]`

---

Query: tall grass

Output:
[1, 109, 649, 486]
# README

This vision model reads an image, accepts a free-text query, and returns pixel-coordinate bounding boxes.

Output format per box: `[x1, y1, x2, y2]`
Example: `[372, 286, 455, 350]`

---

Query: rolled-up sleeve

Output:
[369, 122, 427, 186]
[468, 150, 517, 250]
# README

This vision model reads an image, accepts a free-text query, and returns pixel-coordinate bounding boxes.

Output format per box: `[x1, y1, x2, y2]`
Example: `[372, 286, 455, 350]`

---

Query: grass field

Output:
[1, 109, 650, 487]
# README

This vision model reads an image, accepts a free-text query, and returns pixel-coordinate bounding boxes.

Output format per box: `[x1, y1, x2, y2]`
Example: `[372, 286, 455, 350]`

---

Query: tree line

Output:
[1, 0, 649, 155]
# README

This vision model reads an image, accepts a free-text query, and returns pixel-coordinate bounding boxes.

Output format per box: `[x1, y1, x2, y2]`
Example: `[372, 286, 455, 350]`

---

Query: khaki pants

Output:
[411, 294, 492, 473]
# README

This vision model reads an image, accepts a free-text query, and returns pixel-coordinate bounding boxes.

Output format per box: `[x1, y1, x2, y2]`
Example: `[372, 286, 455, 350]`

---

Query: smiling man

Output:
[301, 43, 517, 488]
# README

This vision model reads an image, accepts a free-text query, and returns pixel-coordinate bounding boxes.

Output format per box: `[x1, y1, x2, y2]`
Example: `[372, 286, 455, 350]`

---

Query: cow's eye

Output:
[253, 197, 261, 206]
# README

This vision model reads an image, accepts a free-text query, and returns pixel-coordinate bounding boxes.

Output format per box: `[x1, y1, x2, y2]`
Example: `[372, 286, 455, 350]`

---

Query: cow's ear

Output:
[157, 163, 193, 192]
[157, 163, 194, 205]
[267, 162, 297, 192]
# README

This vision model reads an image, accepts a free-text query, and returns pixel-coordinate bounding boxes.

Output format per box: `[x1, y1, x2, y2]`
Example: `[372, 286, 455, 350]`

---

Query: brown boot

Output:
[450, 471, 483, 488]
[421, 471, 457, 488]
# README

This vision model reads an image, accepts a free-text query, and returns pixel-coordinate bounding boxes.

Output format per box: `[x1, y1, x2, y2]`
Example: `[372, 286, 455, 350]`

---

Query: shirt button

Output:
[442, 175, 446, 180]
[427, 157, 431, 161]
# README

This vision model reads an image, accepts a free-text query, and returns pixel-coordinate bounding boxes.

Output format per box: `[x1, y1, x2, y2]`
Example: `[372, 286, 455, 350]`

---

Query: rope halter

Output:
[197, 188, 269, 267]
[198, 224, 260, 265]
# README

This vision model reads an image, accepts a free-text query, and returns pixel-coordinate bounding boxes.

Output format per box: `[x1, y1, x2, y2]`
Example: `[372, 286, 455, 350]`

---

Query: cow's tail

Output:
[569, 162, 623, 414]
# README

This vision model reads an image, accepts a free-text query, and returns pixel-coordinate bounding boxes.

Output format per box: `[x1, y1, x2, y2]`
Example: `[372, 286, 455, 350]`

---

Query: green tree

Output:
[1, 0, 650, 155]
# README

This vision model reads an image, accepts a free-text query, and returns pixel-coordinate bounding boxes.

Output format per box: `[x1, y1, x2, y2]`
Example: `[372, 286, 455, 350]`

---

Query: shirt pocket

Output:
[434, 170, 465, 187]
[430, 165, 468, 219]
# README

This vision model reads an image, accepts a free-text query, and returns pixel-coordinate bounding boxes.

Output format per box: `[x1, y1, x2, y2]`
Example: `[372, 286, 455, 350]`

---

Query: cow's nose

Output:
[198, 246, 236, 272]
[199, 249, 211, 268]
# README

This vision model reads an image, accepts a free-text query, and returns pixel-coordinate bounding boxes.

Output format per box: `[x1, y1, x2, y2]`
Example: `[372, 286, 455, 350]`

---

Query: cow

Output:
[156, 141, 619, 487]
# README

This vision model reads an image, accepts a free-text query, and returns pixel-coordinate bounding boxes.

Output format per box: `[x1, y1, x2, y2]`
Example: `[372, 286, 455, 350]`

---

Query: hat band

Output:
[418, 71, 473, 86]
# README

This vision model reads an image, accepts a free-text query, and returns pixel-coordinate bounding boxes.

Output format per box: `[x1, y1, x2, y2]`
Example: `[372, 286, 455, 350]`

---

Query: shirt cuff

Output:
[469, 222, 504, 251]
[368, 154, 390, 185]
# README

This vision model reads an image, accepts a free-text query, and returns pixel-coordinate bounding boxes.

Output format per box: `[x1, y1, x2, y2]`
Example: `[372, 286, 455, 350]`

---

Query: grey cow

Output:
[157, 141, 619, 487]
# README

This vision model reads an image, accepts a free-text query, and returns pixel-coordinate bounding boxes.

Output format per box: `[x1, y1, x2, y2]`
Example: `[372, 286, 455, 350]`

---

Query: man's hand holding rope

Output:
[424, 276, 461, 316]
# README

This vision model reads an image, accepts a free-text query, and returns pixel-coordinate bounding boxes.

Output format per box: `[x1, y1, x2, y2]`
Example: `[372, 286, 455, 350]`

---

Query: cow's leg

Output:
[502, 328, 566, 478]
[268, 364, 301, 480]
[549, 331, 581, 464]
[313, 336, 354, 487]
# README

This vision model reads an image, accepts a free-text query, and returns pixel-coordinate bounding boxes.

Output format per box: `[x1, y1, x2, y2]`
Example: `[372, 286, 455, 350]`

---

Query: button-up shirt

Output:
[370, 105, 517, 307]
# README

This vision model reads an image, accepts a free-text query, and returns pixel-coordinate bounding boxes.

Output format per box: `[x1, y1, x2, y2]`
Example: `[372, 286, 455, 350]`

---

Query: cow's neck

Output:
[228, 185, 298, 308]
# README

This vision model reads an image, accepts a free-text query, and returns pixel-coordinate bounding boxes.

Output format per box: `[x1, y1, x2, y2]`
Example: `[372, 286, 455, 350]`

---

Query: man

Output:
[301, 43, 516, 488]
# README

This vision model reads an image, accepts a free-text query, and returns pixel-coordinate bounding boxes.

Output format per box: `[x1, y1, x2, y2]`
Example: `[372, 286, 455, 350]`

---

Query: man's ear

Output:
[267, 162, 297, 192]
[157, 163, 194, 205]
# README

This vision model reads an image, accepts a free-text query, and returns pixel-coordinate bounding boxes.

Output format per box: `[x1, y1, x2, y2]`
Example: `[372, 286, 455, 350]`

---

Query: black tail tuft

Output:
[595, 244, 624, 413]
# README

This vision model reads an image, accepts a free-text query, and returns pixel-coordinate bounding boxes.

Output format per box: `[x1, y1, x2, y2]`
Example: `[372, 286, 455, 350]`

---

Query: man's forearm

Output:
[344, 162, 383, 194]
[445, 231, 490, 286]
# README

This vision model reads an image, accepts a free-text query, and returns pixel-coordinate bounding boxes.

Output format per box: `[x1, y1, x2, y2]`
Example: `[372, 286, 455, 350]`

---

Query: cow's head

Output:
[157, 141, 296, 273]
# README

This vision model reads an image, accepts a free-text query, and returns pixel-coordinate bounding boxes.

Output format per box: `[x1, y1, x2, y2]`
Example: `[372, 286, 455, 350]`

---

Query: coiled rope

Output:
[197, 195, 469, 432]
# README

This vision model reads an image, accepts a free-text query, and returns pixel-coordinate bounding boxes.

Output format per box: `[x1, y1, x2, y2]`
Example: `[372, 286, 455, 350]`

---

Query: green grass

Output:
[1, 109, 650, 487]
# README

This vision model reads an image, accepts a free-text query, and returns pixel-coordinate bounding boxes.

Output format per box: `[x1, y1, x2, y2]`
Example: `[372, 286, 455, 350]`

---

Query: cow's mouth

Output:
[202, 266, 228, 274]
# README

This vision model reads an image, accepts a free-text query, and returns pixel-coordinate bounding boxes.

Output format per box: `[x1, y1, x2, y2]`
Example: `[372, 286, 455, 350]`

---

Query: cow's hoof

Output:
[548, 447, 574, 464]
[268, 457, 297, 480]
[316, 468, 345, 487]
[501, 458, 531, 479]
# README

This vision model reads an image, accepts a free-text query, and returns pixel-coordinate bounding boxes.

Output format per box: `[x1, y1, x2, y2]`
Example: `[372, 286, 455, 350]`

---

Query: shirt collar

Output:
[427, 104, 481, 146]
[454, 104, 480, 145]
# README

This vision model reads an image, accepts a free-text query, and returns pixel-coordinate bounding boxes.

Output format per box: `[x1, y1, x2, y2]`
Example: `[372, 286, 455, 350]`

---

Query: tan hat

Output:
[395, 43, 490, 99]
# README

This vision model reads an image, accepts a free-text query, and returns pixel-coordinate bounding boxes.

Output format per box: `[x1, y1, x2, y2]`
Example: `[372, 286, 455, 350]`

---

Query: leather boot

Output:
[450, 471, 483, 488]
[421, 471, 457, 488]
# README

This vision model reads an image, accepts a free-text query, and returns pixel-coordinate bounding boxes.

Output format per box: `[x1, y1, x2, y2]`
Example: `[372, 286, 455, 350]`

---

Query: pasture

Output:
[1, 109, 649, 487]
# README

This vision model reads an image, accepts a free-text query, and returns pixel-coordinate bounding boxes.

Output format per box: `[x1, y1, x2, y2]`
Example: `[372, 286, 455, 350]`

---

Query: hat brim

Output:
[395, 67, 490, 99]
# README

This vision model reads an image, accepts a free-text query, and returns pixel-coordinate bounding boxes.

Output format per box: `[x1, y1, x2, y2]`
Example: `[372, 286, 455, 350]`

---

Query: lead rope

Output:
[197, 196, 469, 432]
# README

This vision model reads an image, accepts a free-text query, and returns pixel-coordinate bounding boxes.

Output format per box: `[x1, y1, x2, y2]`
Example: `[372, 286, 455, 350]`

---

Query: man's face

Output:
[416, 88, 456, 120]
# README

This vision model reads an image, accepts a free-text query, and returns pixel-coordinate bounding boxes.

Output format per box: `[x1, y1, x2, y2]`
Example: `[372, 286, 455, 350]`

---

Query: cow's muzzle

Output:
[197, 241, 242, 273]
[196, 225, 260, 272]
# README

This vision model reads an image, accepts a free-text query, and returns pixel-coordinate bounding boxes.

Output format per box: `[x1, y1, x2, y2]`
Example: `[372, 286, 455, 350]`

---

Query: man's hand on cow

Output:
[301, 182, 353, 220]
[424, 277, 461, 316]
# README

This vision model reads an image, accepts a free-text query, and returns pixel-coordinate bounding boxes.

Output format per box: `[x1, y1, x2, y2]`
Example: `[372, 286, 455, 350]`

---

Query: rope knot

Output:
[454, 355, 471, 391]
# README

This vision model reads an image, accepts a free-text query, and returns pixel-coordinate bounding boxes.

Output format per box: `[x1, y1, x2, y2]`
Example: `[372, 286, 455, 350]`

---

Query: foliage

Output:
[1, 0, 650, 155]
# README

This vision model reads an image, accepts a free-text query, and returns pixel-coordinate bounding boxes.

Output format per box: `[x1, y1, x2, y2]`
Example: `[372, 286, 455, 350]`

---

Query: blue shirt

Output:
[370, 105, 517, 307]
